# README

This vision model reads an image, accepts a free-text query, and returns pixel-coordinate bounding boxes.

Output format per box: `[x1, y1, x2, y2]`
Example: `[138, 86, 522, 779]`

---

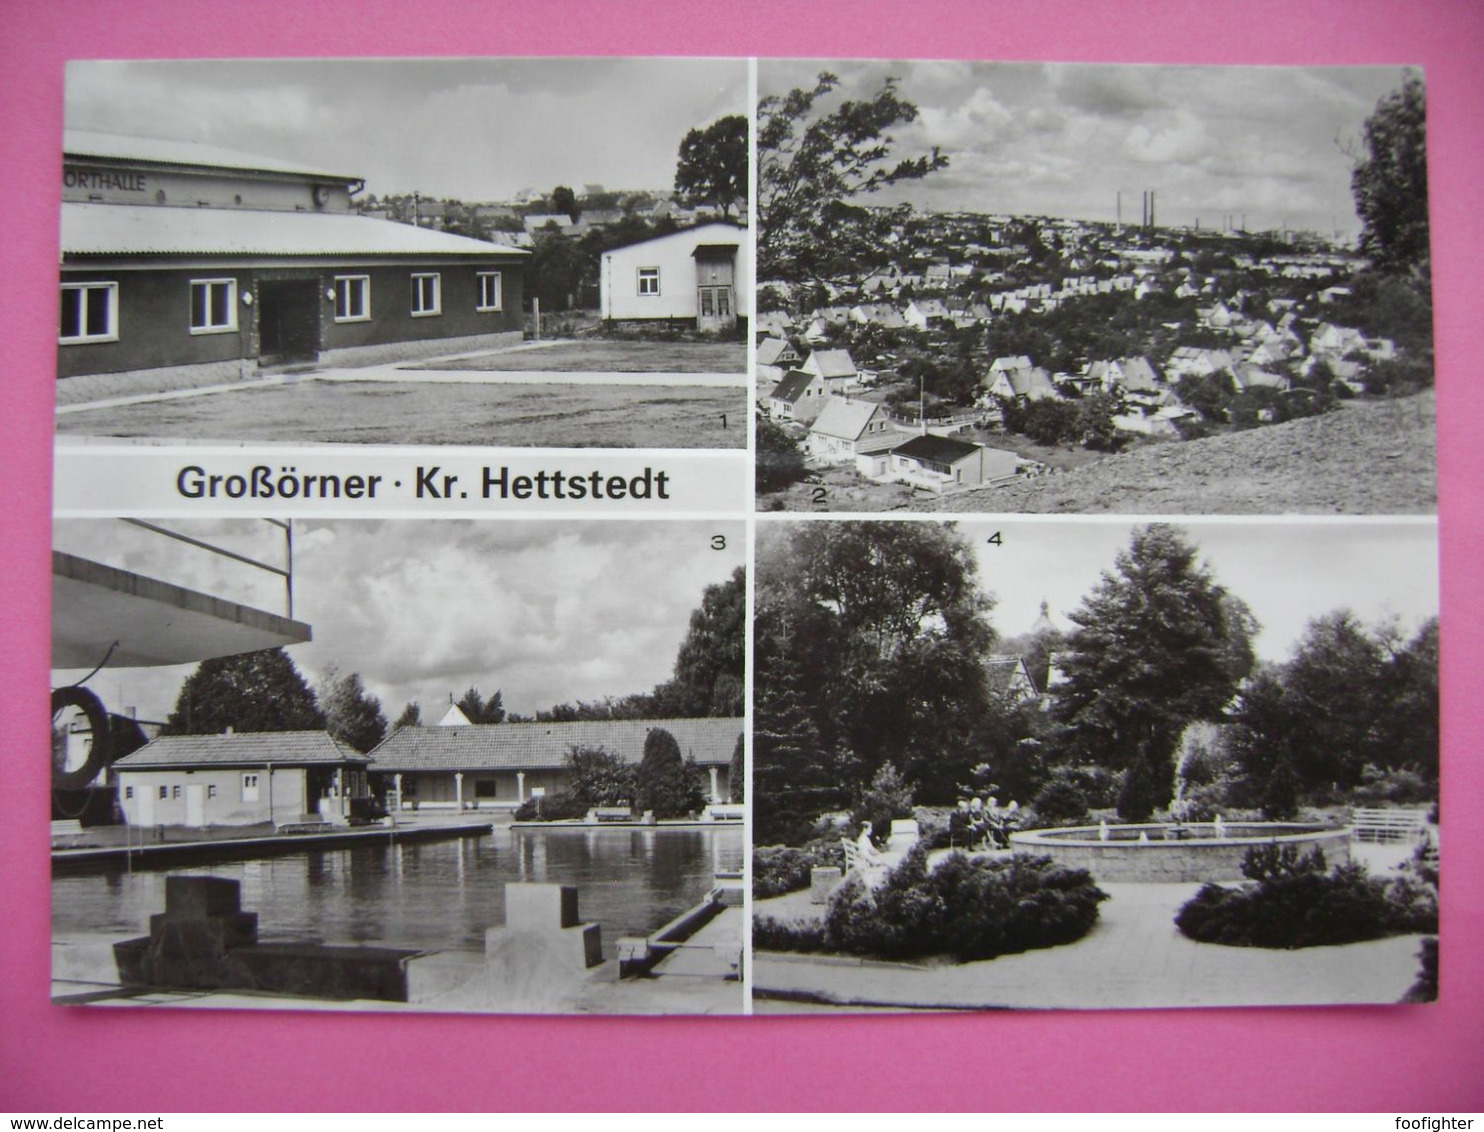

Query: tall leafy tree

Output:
[393, 701, 422, 729]
[1352, 74, 1430, 288]
[653, 566, 745, 717]
[1053, 525, 1257, 819]
[728, 733, 744, 804]
[674, 115, 748, 218]
[457, 686, 506, 725]
[317, 665, 388, 754]
[550, 185, 580, 224]
[754, 521, 999, 810]
[163, 648, 324, 735]
[758, 71, 948, 284]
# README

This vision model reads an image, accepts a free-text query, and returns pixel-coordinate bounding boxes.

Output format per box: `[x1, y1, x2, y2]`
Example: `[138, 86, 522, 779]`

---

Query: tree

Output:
[564, 745, 638, 808]
[754, 520, 1000, 810]
[1230, 613, 1439, 797]
[393, 701, 422, 729]
[1053, 526, 1257, 819]
[674, 114, 747, 218]
[1351, 75, 1430, 290]
[756, 413, 808, 494]
[635, 727, 704, 818]
[457, 686, 506, 725]
[851, 762, 914, 846]
[163, 648, 325, 735]
[728, 733, 744, 804]
[528, 225, 589, 312]
[551, 185, 580, 224]
[759, 71, 948, 283]
[652, 567, 746, 717]
[317, 665, 388, 754]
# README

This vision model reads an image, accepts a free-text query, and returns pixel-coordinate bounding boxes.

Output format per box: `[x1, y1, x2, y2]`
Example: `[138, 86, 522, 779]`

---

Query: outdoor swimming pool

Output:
[53, 825, 743, 950]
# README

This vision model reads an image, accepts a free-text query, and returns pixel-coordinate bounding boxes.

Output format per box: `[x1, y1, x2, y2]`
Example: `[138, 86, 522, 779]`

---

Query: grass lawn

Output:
[418, 338, 746, 374]
[57, 379, 747, 448]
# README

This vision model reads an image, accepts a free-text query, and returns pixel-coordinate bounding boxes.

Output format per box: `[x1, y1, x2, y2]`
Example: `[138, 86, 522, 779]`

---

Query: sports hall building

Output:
[58, 131, 527, 402]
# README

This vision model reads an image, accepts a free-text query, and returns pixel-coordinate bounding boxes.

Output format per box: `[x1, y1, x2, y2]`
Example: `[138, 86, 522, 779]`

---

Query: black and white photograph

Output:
[751, 517, 1439, 1010]
[754, 62, 1435, 512]
[51, 518, 746, 1014]
[56, 58, 749, 449]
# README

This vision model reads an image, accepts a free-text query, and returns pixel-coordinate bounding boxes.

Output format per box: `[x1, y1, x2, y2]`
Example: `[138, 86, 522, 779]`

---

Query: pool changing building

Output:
[367, 717, 741, 813]
[58, 132, 527, 403]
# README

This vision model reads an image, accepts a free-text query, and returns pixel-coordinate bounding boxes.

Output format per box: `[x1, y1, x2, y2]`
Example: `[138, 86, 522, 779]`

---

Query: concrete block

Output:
[163, 875, 243, 919]
[810, 866, 844, 904]
[503, 883, 580, 930]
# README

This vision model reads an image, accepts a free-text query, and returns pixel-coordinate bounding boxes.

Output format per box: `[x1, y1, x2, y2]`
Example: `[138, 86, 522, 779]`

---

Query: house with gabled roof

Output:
[801, 348, 858, 393]
[369, 717, 741, 812]
[599, 220, 751, 332]
[986, 365, 1060, 402]
[889, 434, 1020, 493]
[985, 655, 1038, 705]
[112, 730, 372, 828]
[850, 302, 907, 329]
[903, 298, 950, 330]
[756, 336, 802, 369]
[806, 397, 896, 464]
[766, 369, 830, 423]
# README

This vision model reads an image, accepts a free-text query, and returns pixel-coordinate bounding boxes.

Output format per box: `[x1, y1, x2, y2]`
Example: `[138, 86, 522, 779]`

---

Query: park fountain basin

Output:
[1008, 822, 1351, 883]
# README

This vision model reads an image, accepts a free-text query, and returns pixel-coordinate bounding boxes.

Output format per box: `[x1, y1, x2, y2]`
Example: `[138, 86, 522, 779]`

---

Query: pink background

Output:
[3, 0, 1482, 1112]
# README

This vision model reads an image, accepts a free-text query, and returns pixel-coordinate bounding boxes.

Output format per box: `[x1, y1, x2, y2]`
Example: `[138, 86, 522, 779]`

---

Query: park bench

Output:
[275, 819, 335, 836]
[50, 819, 86, 848]
[1351, 807, 1429, 843]
[587, 806, 633, 824]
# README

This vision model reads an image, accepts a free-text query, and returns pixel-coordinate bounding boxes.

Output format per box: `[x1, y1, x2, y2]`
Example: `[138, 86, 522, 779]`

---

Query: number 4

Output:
[986, 532, 1003, 546]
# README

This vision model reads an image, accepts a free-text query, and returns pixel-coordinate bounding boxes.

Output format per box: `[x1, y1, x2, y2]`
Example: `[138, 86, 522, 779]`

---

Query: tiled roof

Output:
[115, 731, 367, 769]
[769, 370, 818, 403]
[62, 202, 528, 258]
[64, 130, 354, 181]
[368, 718, 741, 773]
[809, 397, 881, 441]
[805, 349, 856, 378]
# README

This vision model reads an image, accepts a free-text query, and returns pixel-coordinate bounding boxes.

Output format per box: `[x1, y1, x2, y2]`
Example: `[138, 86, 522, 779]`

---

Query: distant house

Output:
[889, 434, 1019, 493]
[755, 310, 793, 338]
[987, 365, 1060, 402]
[985, 655, 1039, 704]
[801, 348, 858, 393]
[113, 731, 372, 828]
[806, 398, 897, 464]
[904, 298, 950, 330]
[850, 302, 907, 329]
[766, 369, 830, 423]
[756, 336, 802, 369]
[599, 221, 751, 332]
[369, 717, 741, 811]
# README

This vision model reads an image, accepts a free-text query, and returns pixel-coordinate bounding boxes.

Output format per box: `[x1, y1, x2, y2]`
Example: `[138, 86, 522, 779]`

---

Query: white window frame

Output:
[59, 281, 118, 344]
[411, 272, 442, 317]
[476, 271, 503, 312]
[637, 267, 660, 297]
[189, 278, 238, 335]
[334, 275, 371, 323]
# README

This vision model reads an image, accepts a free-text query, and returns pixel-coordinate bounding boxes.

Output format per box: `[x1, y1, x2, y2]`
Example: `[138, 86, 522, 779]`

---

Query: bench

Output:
[1351, 807, 1429, 843]
[587, 806, 633, 824]
[276, 820, 335, 836]
[50, 819, 86, 847]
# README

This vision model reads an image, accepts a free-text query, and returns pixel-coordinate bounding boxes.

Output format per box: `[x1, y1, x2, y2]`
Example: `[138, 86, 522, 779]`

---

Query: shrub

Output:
[752, 840, 845, 899]
[851, 762, 915, 846]
[751, 915, 829, 953]
[820, 845, 1107, 962]
[1176, 845, 1437, 948]
[1403, 937, 1438, 1003]
[1351, 763, 1436, 806]
[1032, 774, 1090, 826]
[512, 793, 589, 822]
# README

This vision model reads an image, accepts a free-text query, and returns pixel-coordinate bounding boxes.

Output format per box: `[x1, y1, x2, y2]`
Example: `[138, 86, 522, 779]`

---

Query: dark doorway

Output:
[258, 278, 322, 365]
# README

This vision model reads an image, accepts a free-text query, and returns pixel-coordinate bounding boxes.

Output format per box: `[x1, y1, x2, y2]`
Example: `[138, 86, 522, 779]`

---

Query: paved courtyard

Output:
[754, 843, 1429, 1012]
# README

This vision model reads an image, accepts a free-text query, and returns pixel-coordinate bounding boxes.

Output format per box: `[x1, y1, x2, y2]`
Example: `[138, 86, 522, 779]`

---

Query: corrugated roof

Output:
[64, 130, 355, 182]
[62, 202, 527, 258]
[115, 730, 367, 770]
[368, 718, 741, 773]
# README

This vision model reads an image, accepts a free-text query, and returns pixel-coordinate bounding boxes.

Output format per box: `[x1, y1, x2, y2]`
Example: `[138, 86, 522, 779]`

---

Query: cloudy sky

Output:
[761, 61, 1420, 237]
[952, 518, 1439, 661]
[66, 58, 746, 202]
[53, 518, 746, 725]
